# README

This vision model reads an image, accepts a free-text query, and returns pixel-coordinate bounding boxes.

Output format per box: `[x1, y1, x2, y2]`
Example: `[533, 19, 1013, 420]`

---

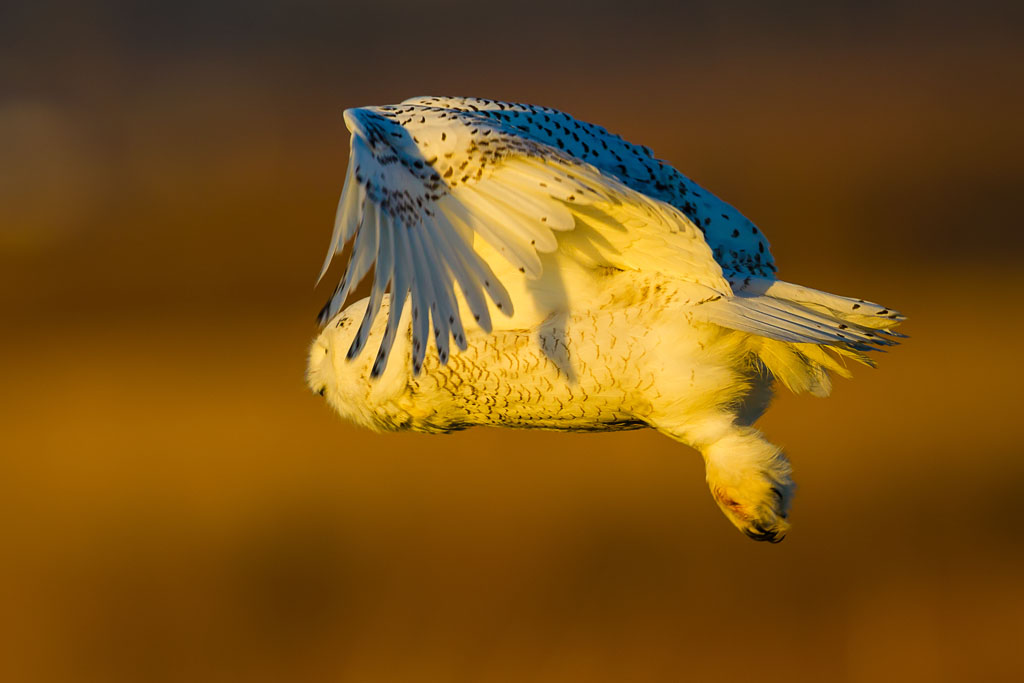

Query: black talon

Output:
[743, 525, 784, 543]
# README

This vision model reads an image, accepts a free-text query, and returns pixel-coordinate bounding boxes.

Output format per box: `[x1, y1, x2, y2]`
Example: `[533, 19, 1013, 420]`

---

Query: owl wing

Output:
[400, 96, 777, 281]
[317, 103, 732, 377]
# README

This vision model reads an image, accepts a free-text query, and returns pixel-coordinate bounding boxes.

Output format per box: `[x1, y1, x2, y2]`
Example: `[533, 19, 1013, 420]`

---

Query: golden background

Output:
[3, 2, 1023, 680]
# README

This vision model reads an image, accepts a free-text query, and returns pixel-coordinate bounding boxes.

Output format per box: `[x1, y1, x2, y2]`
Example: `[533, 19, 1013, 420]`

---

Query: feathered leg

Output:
[703, 426, 793, 542]
[653, 414, 795, 542]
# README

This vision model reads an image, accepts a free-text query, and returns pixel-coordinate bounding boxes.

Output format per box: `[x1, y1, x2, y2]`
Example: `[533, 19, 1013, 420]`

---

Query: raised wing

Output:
[317, 102, 730, 377]
[402, 96, 777, 281]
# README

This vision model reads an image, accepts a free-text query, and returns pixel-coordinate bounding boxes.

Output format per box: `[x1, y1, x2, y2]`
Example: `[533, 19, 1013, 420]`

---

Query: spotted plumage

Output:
[308, 96, 905, 542]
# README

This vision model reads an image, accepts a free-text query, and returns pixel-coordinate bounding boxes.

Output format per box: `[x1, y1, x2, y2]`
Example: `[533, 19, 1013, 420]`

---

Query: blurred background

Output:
[2, 1, 1023, 681]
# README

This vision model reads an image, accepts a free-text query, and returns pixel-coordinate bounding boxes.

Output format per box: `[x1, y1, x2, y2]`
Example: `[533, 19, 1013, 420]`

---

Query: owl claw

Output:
[700, 429, 795, 543]
[742, 519, 788, 543]
[711, 481, 791, 543]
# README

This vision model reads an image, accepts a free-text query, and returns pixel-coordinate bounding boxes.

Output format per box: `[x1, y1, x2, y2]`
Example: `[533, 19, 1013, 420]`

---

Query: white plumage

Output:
[307, 96, 905, 542]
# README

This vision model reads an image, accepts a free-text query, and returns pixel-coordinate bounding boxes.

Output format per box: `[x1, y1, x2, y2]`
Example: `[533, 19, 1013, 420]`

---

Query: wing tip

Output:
[315, 255, 334, 287]
[316, 298, 333, 326]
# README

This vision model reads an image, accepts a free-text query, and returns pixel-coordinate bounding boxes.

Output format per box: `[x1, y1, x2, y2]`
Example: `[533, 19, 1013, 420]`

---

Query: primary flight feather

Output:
[308, 96, 905, 542]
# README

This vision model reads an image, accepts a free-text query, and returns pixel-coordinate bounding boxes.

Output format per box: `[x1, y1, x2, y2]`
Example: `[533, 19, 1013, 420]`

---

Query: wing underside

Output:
[316, 99, 903, 378]
[317, 109, 732, 376]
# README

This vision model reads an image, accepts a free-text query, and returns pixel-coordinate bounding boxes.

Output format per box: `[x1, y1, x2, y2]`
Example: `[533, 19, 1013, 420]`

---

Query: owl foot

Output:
[709, 477, 792, 542]
[703, 430, 794, 543]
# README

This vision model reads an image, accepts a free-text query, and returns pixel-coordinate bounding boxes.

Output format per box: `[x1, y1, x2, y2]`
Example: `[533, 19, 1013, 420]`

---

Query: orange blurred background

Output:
[3, 2, 1023, 681]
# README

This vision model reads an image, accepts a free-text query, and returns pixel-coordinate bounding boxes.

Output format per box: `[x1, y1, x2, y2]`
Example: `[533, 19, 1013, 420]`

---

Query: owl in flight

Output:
[307, 96, 904, 542]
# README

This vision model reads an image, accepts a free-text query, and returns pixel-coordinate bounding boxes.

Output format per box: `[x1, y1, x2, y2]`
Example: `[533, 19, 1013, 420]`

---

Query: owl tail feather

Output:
[701, 277, 905, 397]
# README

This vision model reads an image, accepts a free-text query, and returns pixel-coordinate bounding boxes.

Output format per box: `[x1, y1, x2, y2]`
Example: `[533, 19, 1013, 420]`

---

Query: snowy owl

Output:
[306, 96, 904, 542]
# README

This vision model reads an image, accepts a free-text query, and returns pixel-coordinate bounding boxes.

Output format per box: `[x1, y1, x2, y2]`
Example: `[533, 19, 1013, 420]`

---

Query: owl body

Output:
[307, 96, 905, 541]
[309, 264, 771, 458]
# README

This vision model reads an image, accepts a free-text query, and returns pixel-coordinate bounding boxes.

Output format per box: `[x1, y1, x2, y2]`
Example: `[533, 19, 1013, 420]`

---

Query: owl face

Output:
[307, 297, 410, 431]
[307, 304, 366, 413]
